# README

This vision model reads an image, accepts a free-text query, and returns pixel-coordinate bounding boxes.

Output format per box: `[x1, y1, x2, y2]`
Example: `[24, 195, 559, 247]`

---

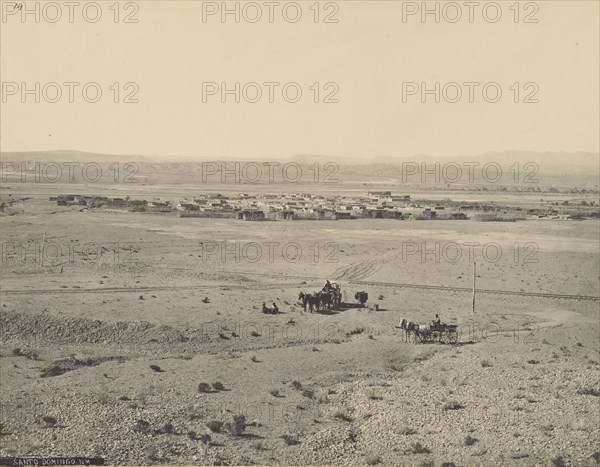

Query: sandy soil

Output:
[1, 199, 599, 466]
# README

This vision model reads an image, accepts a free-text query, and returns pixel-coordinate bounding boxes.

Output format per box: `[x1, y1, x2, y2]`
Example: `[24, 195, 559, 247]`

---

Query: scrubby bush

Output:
[464, 435, 478, 446]
[577, 387, 600, 396]
[442, 401, 464, 411]
[281, 434, 300, 446]
[333, 411, 353, 422]
[206, 420, 223, 433]
[134, 419, 151, 434]
[212, 382, 225, 391]
[42, 416, 57, 427]
[224, 415, 246, 436]
[409, 442, 431, 454]
[198, 383, 212, 393]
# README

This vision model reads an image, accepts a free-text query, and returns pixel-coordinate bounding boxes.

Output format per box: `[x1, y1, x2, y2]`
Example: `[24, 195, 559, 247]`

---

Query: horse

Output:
[298, 291, 318, 313]
[318, 290, 334, 310]
[331, 284, 342, 307]
[298, 292, 309, 311]
[398, 318, 420, 343]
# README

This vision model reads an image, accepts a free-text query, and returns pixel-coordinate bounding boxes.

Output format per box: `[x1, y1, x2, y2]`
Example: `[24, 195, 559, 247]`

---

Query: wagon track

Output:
[2, 270, 598, 301]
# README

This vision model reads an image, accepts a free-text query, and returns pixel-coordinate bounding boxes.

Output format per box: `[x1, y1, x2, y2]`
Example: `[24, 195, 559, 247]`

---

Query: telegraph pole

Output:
[472, 261, 476, 313]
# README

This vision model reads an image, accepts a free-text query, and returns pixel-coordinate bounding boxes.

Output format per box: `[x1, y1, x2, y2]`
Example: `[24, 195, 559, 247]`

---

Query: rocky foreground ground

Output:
[1, 284, 599, 467]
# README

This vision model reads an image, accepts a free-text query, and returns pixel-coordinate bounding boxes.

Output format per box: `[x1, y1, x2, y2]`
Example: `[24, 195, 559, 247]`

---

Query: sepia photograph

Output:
[1, 1, 599, 466]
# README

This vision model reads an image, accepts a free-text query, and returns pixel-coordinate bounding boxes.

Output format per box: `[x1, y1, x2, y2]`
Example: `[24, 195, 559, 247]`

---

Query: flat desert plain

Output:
[1, 197, 599, 466]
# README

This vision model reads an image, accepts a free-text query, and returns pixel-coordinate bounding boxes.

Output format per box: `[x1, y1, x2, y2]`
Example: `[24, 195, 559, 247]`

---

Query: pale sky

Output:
[1, 0, 599, 160]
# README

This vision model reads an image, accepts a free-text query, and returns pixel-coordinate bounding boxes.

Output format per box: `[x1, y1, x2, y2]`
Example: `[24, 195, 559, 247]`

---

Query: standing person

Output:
[272, 302, 279, 314]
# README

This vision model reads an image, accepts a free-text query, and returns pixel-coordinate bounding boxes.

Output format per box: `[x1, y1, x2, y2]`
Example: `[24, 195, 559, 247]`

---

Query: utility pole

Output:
[40, 231, 46, 267]
[472, 261, 476, 313]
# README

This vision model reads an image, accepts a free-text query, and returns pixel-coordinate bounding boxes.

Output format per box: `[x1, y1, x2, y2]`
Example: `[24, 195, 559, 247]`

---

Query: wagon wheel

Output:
[422, 331, 432, 344]
[447, 330, 459, 345]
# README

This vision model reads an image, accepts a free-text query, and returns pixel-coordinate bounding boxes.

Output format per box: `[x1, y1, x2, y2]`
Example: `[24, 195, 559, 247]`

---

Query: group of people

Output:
[262, 302, 279, 314]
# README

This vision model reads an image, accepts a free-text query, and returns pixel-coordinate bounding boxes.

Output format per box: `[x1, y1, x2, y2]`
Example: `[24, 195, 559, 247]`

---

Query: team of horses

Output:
[298, 285, 342, 313]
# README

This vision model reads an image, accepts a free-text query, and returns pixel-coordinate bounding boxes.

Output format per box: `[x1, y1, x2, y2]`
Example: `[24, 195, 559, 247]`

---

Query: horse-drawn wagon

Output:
[415, 322, 459, 344]
[299, 281, 342, 312]
[399, 319, 459, 344]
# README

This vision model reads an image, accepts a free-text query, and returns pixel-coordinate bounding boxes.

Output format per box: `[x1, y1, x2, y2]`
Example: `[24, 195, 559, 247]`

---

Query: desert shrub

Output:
[199, 433, 211, 445]
[187, 430, 197, 440]
[291, 381, 302, 390]
[281, 434, 300, 446]
[443, 401, 464, 411]
[481, 360, 493, 368]
[12, 348, 23, 356]
[302, 389, 314, 399]
[198, 383, 212, 393]
[250, 331, 260, 337]
[577, 387, 600, 396]
[527, 359, 540, 364]
[414, 351, 434, 363]
[218, 333, 229, 340]
[270, 389, 280, 397]
[41, 416, 57, 427]
[333, 411, 353, 422]
[206, 420, 224, 433]
[149, 365, 163, 372]
[312, 347, 319, 352]
[365, 389, 382, 400]
[409, 442, 431, 454]
[551, 456, 566, 467]
[224, 415, 246, 436]
[134, 419, 151, 434]
[162, 422, 174, 434]
[399, 427, 417, 435]
[347, 327, 364, 336]
[212, 382, 225, 391]
[40, 366, 66, 378]
[250, 355, 259, 363]
[464, 435, 478, 446]
[365, 454, 381, 465]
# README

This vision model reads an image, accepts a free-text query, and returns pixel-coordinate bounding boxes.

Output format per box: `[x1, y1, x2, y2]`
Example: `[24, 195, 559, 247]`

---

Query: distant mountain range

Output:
[1, 149, 598, 188]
